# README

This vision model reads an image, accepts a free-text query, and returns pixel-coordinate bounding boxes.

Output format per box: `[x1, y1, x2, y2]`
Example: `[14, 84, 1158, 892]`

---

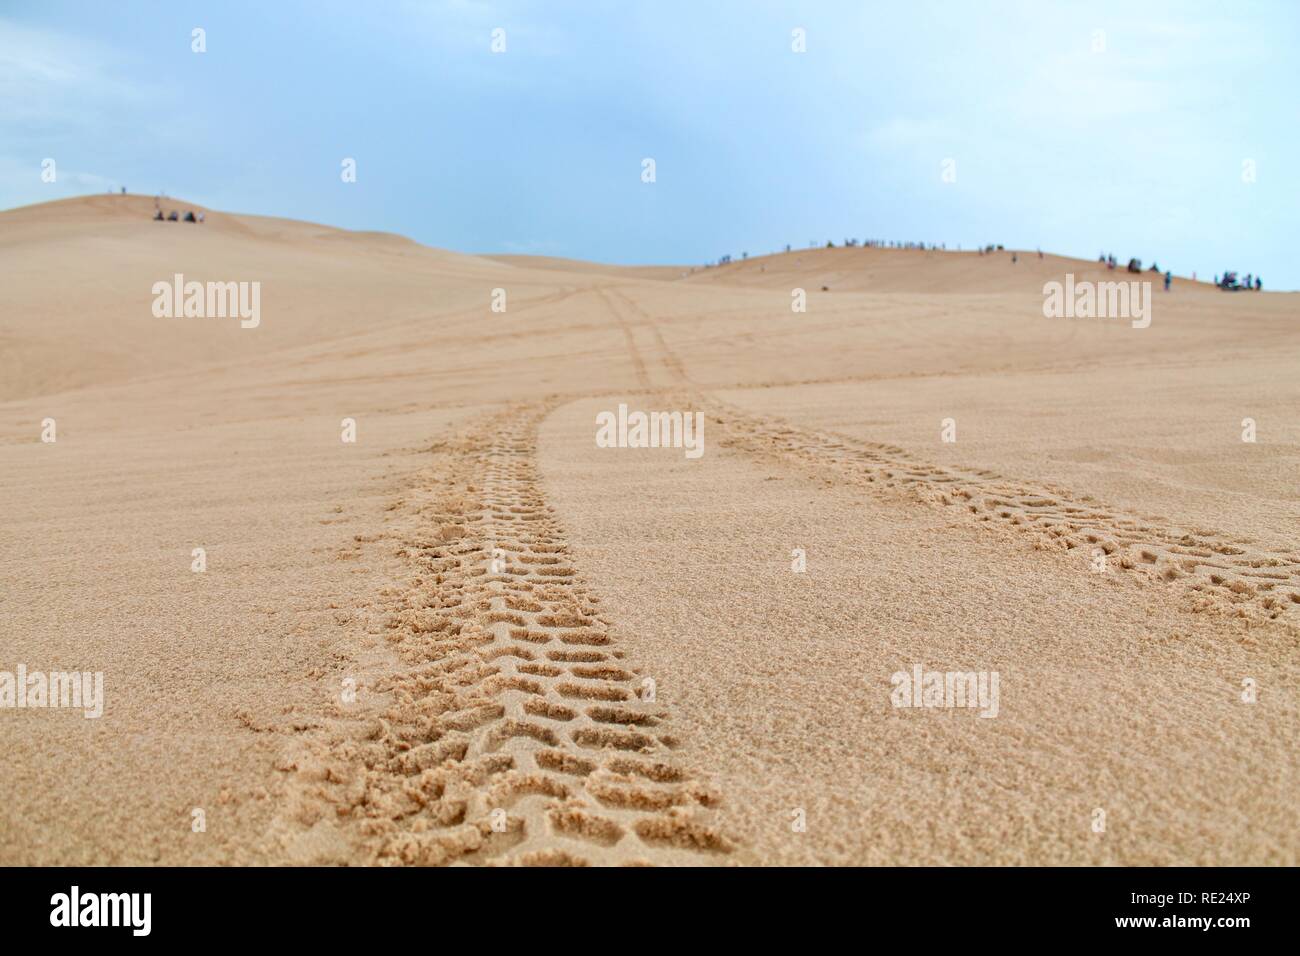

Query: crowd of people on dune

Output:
[1214, 270, 1262, 291]
[1097, 253, 1175, 291]
[1096, 251, 1263, 292]
[843, 239, 948, 250]
[152, 195, 204, 224]
[702, 241, 1265, 293]
[104, 188, 206, 224]
[707, 238, 953, 267]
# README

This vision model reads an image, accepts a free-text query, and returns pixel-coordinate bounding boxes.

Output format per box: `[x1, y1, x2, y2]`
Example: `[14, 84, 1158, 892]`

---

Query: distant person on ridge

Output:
[1164, 270, 1172, 292]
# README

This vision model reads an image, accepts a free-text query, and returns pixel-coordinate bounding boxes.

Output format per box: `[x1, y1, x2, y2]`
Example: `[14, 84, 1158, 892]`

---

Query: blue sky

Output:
[3, 1, 1297, 287]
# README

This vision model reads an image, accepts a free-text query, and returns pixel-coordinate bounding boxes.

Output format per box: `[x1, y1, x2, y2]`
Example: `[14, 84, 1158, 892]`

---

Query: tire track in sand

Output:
[597, 287, 654, 390]
[604, 284, 1300, 628]
[706, 395, 1300, 627]
[282, 403, 730, 865]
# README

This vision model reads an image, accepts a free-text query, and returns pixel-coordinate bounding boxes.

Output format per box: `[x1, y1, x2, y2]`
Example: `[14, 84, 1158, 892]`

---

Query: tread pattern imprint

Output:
[704, 394, 1300, 633]
[626, 289, 1299, 632]
[277, 403, 732, 866]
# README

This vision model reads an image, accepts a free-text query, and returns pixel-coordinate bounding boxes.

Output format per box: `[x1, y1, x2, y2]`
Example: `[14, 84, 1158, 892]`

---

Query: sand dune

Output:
[1, 196, 1296, 865]
[484, 254, 691, 282]
[0, 194, 520, 402]
[680, 245, 1213, 294]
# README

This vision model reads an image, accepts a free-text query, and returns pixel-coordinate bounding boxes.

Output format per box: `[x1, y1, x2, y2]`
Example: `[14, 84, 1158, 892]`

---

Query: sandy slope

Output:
[539, 398, 1294, 865]
[1, 195, 1295, 865]
[483, 254, 691, 282]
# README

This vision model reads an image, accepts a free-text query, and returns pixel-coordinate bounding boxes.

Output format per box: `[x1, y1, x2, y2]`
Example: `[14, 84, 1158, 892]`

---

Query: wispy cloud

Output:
[0, 18, 172, 207]
[0, 19, 154, 122]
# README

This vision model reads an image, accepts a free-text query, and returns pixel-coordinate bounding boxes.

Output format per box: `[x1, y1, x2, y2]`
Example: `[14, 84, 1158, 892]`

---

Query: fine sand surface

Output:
[1, 194, 1296, 865]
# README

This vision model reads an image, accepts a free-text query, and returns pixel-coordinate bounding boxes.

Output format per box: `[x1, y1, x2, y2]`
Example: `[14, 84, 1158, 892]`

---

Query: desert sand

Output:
[1, 194, 1296, 865]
